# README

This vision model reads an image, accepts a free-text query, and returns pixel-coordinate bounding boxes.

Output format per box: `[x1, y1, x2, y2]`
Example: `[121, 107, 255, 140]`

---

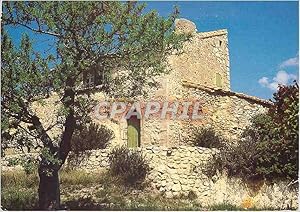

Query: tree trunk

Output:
[38, 165, 60, 210]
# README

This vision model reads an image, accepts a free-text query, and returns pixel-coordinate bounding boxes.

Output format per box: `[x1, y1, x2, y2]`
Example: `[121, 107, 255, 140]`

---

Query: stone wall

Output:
[131, 82, 270, 147]
[64, 146, 299, 209]
[28, 80, 270, 148]
[4, 146, 297, 209]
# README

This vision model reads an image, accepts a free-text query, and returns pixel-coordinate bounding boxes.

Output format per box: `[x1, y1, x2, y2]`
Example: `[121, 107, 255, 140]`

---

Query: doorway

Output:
[127, 115, 140, 148]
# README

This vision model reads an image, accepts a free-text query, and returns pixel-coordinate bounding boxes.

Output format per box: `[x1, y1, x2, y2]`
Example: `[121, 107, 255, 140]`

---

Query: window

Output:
[84, 72, 95, 87]
[83, 67, 104, 88]
[216, 73, 222, 87]
[219, 40, 222, 47]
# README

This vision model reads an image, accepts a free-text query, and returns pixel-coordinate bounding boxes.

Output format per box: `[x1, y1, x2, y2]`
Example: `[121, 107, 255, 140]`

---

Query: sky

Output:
[145, 1, 299, 99]
[5, 1, 299, 100]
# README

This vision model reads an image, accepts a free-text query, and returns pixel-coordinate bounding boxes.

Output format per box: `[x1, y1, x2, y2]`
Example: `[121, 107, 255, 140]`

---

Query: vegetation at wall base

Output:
[108, 146, 150, 187]
[2, 169, 285, 211]
[190, 126, 226, 148]
[71, 123, 114, 153]
[210, 82, 299, 181]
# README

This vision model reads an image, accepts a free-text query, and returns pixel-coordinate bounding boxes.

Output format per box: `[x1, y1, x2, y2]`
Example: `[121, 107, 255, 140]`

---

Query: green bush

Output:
[1, 187, 38, 210]
[218, 136, 262, 180]
[108, 146, 150, 186]
[71, 123, 114, 153]
[212, 83, 299, 181]
[1, 171, 39, 210]
[6, 156, 38, 174]
[190, 127, 225, 148]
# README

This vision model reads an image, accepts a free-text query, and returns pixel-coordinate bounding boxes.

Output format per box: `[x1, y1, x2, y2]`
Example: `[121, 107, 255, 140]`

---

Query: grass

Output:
[1, 171, 39, 210]
[1, 169, 284, 211]
[59, 169, 103, 186]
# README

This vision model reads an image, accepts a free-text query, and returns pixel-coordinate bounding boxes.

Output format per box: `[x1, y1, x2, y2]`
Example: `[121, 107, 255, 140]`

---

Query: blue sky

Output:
[145, 1, 299, 99]
[5, 1, 298, 100]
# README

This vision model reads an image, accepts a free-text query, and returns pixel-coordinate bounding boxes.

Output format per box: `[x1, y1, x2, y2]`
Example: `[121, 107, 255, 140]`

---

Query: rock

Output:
[165, 191, 173, 198]
[171, 184, 182, 192]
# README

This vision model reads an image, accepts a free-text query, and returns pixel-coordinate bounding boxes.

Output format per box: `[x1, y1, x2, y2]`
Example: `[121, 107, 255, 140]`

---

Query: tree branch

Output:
[11, 20, 62, 38]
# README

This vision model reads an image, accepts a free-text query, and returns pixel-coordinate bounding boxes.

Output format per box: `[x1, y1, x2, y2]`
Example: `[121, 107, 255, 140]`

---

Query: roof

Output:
[182, 80, 273, 107]
[197, 29, 228, 39]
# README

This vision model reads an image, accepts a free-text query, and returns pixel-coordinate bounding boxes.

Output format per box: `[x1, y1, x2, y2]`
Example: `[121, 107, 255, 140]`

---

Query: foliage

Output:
[217, 136, 261, 180]
[6, 156, 38, 175]
[1, 170, 101, 210]
[243, 83, 298, 180]
[1, 187, 38, 210]
[2, 2, 187, 208]
[215, 82, 299, 181]
[270, 82, 299, 140]
[20, 156, 39, 175]
[71, 123, 114, 153]
[190, 127, 225, 148]
[209, 203, 260, 211]
[108, 146, 150, 186]
[1, 171, 39, 210]
[1, 170, 39, 188]
[266, 82, 299, 179]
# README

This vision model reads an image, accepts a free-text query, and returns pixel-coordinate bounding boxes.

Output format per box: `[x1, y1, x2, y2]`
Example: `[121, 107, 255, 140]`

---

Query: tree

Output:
[1, 2, 188, 209]
[219, 82, 299, 181]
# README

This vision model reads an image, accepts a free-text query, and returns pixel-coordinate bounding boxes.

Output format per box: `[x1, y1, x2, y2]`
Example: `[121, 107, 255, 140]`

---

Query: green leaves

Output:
[3, 1, 188, 97]
[220, 83, 299, 181]
[2, 2, 188, 172]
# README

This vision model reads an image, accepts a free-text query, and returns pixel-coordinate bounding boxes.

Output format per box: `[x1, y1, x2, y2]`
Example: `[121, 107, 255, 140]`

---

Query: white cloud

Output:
[258, 77, 269, 86]
[258, 70, 298, 91]
[279, 53, 299, 68]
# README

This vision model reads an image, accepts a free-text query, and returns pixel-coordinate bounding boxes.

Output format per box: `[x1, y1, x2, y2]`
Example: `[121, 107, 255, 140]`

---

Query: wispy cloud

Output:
[258, 53, 299, 92]
[258, 70, 297, 91]
[279, 53, 299, 68]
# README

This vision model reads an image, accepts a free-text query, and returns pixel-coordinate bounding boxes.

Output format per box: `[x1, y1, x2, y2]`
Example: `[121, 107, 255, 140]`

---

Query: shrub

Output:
[211, 83, 299, 181]
[108, 146, 150, 186]
[6, 156, 38, 174]
[1, 171, 39, 210]
[266, 82, 299, 179]
[1, 187, 38, 210]
[217, 137, 261, 180]
[190, 127, 225, 148]
[71, 123, 114, 153]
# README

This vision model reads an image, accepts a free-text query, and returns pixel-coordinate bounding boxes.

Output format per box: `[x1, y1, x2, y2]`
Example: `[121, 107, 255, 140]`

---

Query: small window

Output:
[216, 73, 222, 87]
[84, 72, 95, 87]
[83, 67, 104, 88]
[219, 40, 222, 47]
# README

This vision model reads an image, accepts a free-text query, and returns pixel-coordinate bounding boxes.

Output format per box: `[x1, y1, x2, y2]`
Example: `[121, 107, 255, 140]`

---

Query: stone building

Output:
[32, 18, 271, 148]
[88, 18, 271, 148]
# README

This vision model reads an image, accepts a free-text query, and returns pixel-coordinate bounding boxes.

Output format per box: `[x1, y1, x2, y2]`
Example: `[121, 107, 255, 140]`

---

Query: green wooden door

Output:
[127, 116, 140, 148]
